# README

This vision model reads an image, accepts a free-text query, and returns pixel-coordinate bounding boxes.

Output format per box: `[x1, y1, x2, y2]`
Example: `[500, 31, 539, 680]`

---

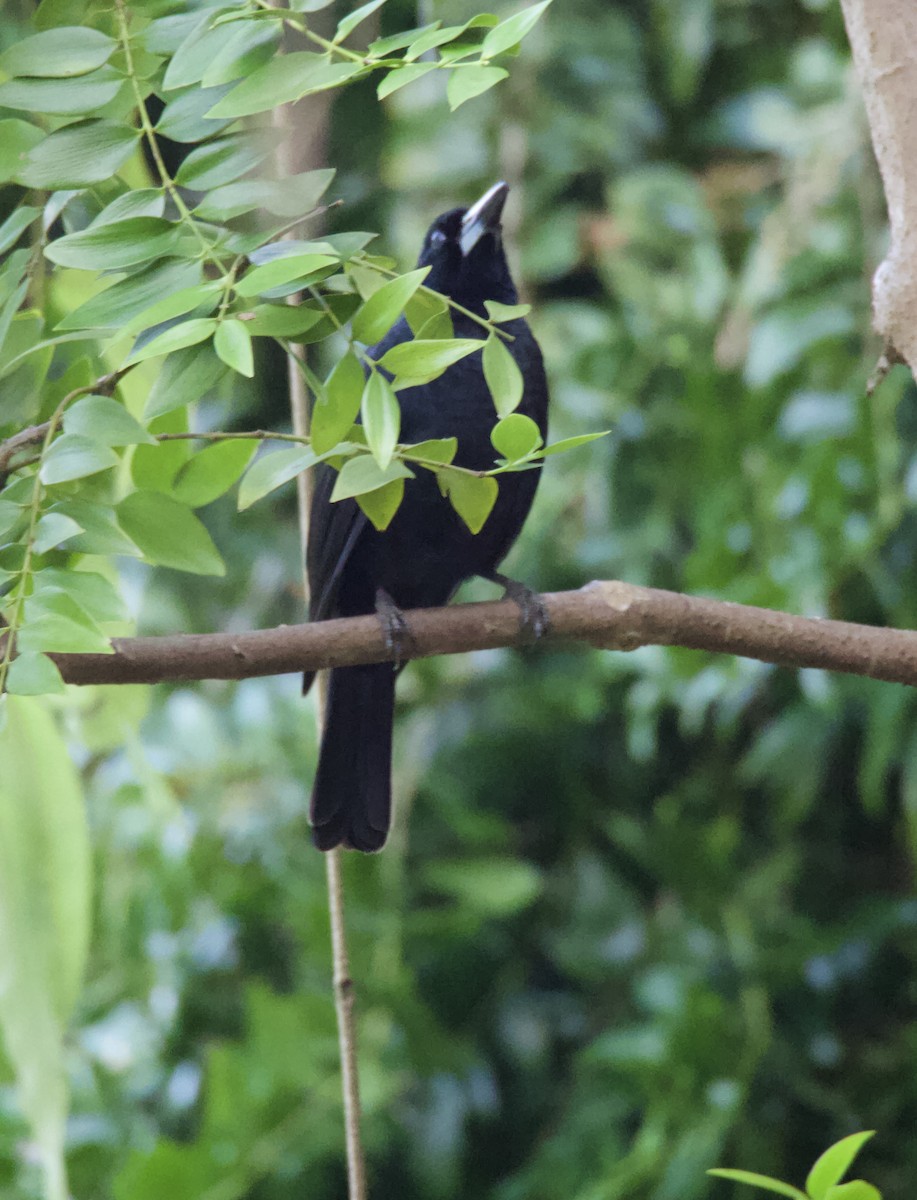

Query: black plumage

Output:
[306, 182, 549, 851]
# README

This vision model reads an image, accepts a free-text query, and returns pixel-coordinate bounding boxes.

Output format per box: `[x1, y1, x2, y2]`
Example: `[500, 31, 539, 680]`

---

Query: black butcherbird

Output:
[305, 182, 549, 851]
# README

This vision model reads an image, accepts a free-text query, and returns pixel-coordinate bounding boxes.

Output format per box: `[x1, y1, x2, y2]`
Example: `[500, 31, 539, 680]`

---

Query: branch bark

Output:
[12, 581, 917, 689]
[840, 0, 917, 374]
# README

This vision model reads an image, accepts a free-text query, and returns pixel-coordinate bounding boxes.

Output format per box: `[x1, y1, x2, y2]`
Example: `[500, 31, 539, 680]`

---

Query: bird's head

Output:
[416, 181, 518, 311]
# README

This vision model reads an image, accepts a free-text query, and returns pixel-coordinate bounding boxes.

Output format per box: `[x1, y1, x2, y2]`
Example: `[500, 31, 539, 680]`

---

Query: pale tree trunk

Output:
[840, 1, 917, 376]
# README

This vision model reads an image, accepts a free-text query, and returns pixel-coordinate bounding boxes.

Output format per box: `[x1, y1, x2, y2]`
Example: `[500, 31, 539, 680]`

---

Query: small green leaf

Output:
[447, 66, 508, 111]
[481, 0, 552, 58]
[116, 491, 225, 576]
[335, 0, 388, 42]
[312, 351, 365, 455]
[39, 435, 119, 485]
[237, 445, 317, 511]
[172, 439, 258, 508]
[63, 396, 156, 446]
[123, 282, 221, 336]
[377, 62, 437, 100]
[484, 299, 532, 322]
[437, 469, 497, 533]
[707, 1170, 807, 1200]
[196, 169, 335, 221]
[34, 568, 127, 624]
[214, 319, 254, 378]
[378, 337, 481, 384]
[352, 268, 430, 345]
[405, 25, 466, 60]
[482, 334, 524, 416]
[362, 371, 400, 470]
[32, 513, 84, 556]
[145, 344, 227, 421]
[806, 1134, 876, 1200]
[91, 189, 165, 225]
[5, 653, 65, 696]
[57, 259, 202, 332]
[356, 477, 405, 530]
[491, 413, 543, 461]
[243, 304, 325, 338]
[0, 26, 116, 77]
[538, 431, 610, 457]
[18, 120, 139, 189]
[207, 53, 363, 117]
[236, 254, 339, 298]
[175, 132, 277, 190]
[45, 217, 181, 271]
[824, 1183, 881, 1200]
[0, 69, 123, 117]
[330, 454, 413, 501]
[0, 206, 40, 254]
[401, 437, 457, 465]
[126, 318, 217, 366]
[155, 83, 235, 142]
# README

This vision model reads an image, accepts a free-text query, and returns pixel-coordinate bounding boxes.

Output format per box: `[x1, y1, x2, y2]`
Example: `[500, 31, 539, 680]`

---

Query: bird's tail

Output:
[310, 664, 394, 852]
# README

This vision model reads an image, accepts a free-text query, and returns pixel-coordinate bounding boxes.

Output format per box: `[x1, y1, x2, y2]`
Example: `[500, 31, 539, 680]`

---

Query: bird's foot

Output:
[485, 571, 550, 643]
[375, 587, 416, 668]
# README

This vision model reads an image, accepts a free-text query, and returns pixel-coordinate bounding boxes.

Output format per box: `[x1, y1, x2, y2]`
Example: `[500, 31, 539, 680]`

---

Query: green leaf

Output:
[57, 259, 202, 332]
[45, 216, 181, 271]
[32, 513, 84, 556]
[369, 23, 439, 56]
[400, 437, 457, 465]
[312, 350, 365, 455]
[123, 282, 221, 335]
[5, 653, 66, 696]
[0, 26, 116, 77]
[175, 132, 277, 190]
[377, 62, 437, 100]
[0, 121, 45, 184]
[0, 69, 123, 116]
[162, 13, 248, 90]
[237, 445, 318, 511]
[437, 469, 498, 533]
[330, 454, 413, 501]
[335, 0, 389, 41]
[34, 568, 127, 624]
[405, 25, 467, 60]
[707, 1170, 808, 1199]
[243, 304, 325, 338]
[214, 319, 254, 377]
[201, 23, 280, 87]
[352, 267, 430, 344]
[207, 53, 364, 118]
[491, 413, 543, 461]
[481, 0, 553, 58]
[356, 477, 405, 530]
[362, 371, 400, 470]
[447, 66, 508, 110]
[484, 299, 532, 322]
[172, 439, 258, 508]
[539, 431, 609, 457]
[0, 696, 91, 1189]
[16, 610, 110, 655]
[145, 343, 227, 421]
[63, 396, 156, 446]
[155, 83, 236, 142]
[235, 253, 340, 297]
[0, 206, 40, 255]
[126, 318, 217, 366]
[17, 120, 139, 189]
[116, 491, 226, 576]
[806, 1134, 875, 1200]
[483, 334, 524, 416]
[378, 336, 482, 384]
[824, 1184, 881, 1200]
[47, 500, 139, 557]
[39, 435, 119, 485]
[195, 169, 335, 220]
[92, 188, 166, 225]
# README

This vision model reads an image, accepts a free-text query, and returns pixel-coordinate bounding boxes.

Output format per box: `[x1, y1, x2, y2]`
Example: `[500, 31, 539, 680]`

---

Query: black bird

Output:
[305, 182, 549, 852]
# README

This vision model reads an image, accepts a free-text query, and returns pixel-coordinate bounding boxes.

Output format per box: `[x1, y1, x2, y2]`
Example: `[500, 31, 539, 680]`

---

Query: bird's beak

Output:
[459, 181, 509, 256]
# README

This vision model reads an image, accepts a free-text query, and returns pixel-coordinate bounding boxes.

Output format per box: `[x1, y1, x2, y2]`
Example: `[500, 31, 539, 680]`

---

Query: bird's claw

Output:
[375, 588, 416, 668]
[488, 573, 550, 643]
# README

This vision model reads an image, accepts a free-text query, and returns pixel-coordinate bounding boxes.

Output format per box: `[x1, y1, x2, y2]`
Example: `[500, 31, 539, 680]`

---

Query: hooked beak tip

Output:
[460, 181, 509, 255]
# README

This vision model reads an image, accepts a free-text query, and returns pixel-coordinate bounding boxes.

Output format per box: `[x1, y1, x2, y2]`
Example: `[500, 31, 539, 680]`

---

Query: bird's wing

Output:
[307, 461, 368, 622]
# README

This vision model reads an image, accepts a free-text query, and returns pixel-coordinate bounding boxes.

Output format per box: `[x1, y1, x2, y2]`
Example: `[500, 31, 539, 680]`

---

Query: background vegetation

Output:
[0, 0, 913, 1197]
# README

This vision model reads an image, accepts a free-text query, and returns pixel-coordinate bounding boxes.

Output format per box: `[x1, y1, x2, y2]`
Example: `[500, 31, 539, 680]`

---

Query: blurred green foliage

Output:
[1, 0, 916, 1197]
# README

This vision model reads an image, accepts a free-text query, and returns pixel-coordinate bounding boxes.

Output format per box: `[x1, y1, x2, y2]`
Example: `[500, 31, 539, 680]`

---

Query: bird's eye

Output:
[429, 229, 447, 247]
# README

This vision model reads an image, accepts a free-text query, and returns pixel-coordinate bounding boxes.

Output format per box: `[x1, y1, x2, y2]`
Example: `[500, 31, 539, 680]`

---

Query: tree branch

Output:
[840, 0, 917, 375]
[9, 581, 917, 689]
